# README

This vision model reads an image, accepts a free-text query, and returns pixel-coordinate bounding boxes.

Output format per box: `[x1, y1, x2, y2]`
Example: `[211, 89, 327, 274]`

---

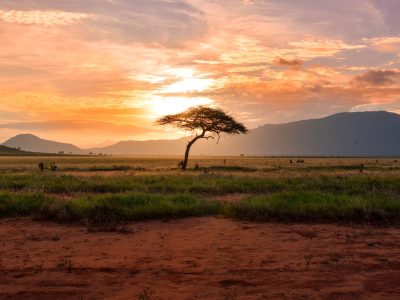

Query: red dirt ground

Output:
[1, 217, 400, 300]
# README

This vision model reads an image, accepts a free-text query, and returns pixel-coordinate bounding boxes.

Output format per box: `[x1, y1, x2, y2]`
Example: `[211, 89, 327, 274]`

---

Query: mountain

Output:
[206, 110, 400, 156]
[3, 111, 400, 156]
[90, 139, 185, 156]
[2, 134, 84, 154]
[92, 111, 400, 156]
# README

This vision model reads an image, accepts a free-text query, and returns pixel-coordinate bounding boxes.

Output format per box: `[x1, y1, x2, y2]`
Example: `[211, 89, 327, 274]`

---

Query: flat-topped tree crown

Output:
[157, 106, 248, 134]
[156, 106, 248, 170]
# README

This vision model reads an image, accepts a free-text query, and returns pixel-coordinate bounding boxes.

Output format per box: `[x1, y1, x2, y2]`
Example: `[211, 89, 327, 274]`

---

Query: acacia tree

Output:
[156, 106, 248, 170]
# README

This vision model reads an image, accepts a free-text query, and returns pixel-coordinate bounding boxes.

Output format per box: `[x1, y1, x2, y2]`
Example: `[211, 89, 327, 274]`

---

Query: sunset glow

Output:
[149, 97, 214, 118]
[1, 0, 399, 146]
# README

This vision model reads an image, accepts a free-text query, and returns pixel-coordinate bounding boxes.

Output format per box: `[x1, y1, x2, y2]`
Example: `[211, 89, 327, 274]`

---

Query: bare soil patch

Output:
[1, 218, 400, 299]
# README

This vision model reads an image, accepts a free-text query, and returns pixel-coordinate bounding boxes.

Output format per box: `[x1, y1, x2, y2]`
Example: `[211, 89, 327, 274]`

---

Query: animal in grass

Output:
[38, 162, 45, 172]
[50, 162, 57, 171]
[359, 163, 364, 173]
[178, 160, 184, 170]
[297, 159, 305, 164]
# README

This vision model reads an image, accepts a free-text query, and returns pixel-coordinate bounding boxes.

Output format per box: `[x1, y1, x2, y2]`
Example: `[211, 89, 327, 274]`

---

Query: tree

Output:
[156, 106, 248, 170]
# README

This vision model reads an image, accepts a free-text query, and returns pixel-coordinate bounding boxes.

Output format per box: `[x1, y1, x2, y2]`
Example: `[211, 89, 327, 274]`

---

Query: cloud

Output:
[0, 120, 152, 134]
[0, 0, 207, 47]
[0, 10, 91, 26]
[364, 36, 400, 53]
[239, 0, 388, 40]
[274, 58, 303, 68]
[288, 39, 366, 58]
[370, 0, 400, 35]
[353, 69, 400, 85]
[1, 0, 400, 145]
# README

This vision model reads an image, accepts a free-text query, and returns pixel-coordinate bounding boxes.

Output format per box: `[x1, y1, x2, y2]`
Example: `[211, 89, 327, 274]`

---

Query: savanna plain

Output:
[1, 156, 400, 299]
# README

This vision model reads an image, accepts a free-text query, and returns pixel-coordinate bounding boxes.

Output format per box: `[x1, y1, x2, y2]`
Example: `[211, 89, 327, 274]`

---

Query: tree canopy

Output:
[157, 106, 248, 138]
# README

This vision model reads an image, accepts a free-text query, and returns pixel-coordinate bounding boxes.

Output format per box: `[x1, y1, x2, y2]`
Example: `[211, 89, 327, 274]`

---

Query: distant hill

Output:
[210, 110, 400, 156]
[0, 145, 48, 156]
[89, 139, 186, 156]
[3, 111, 400, 156]
[90, 111, 400, 156]
[2, 134, 84, 154]
[0, 145, 28, 155]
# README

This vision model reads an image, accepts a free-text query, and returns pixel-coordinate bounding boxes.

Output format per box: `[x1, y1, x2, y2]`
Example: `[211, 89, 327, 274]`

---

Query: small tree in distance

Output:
[156, 106, 248, 170]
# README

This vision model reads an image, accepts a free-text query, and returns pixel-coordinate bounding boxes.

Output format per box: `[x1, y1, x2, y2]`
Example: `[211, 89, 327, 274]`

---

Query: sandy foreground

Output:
[1, 217, 400, 300]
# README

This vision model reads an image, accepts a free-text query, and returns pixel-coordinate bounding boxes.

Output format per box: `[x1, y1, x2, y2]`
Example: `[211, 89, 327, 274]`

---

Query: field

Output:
[1, 156, 400, 299]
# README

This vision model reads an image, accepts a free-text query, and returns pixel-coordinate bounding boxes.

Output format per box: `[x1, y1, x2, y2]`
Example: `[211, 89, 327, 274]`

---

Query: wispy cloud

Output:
[0, 10, 91, 26]
[0, 0, 207, 46]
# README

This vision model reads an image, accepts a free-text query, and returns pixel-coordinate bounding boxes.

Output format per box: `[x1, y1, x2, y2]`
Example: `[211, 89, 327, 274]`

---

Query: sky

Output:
[0, 0, 399, 147]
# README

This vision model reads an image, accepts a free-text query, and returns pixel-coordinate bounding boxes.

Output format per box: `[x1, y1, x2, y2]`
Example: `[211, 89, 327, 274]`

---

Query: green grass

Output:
[0, 192, 50, 218]
[225, 191, 400, 224]
[0, 192, 220, 224]
[1, 173, 400, 196]
[1, 156, 400, 225]
[2, 190, 400, 225]
[0, 173, 285, 194]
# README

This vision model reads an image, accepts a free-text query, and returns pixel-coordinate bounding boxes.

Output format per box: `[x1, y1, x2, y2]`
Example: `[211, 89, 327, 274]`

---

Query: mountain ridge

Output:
[3, 111, 400, 156]
[3, 133, 84, 154]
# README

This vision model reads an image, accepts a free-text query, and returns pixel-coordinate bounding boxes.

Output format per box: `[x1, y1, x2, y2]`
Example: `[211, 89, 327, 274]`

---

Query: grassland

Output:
[1, 156, 400, 225]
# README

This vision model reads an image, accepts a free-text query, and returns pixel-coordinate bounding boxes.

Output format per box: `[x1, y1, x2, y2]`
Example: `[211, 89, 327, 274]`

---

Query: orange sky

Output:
[0, 0, 399, 147]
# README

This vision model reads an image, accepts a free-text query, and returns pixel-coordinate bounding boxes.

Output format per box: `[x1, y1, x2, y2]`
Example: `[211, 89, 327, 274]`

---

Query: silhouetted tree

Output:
[156, 106, 248, 170]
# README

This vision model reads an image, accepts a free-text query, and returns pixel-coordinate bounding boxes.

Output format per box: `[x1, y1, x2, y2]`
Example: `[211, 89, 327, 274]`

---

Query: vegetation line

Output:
[2, 173, 400, 195]
[1, 191, 400, 225]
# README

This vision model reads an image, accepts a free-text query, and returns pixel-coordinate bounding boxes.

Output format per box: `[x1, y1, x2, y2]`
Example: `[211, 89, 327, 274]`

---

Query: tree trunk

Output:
[182, 140, 194, 170]
[181, 133, 203, 170]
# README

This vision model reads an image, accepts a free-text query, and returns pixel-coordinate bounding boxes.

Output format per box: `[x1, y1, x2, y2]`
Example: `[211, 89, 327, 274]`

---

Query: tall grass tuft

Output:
[0, 192, 50, 218]
[0, 192, 220, 224]
[225, 191, 400, 224]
